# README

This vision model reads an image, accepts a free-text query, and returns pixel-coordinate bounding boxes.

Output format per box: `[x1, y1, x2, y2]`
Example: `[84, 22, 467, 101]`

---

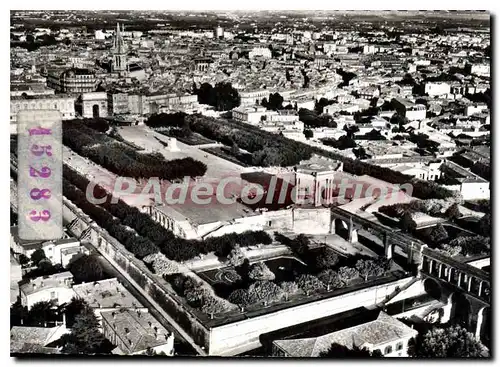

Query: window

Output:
[50, 291, 56, 299]
[396, 342, 404, 351]
[384, 345, 393, 354]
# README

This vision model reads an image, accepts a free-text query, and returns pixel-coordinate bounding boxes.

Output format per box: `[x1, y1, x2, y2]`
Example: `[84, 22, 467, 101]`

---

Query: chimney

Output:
[112, 312, 116, 319]
[32, 284, 37, 290]
[125, 327, 130, 335]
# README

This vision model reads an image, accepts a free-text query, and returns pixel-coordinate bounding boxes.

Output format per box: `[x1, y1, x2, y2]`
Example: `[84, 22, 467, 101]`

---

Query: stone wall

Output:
[292, 207, 331, 234]
[208, 275, 413, 356]
[62, 196, 211, 351]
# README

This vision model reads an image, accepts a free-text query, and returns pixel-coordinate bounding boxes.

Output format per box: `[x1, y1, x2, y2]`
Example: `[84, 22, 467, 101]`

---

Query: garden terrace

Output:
[62, 120, 207, 180]
[59, 162, 415, 355]
[187, 233, 399, 318]
[191, 269, 408, 329]
[146, 113, 314, 167]
[146, 113, 453, 199]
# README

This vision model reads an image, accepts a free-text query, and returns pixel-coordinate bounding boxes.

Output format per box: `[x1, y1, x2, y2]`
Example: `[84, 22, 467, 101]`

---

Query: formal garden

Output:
[62, 163, 398, 318]
[144, 112, 455, 200]
[62, 120, 207, 180]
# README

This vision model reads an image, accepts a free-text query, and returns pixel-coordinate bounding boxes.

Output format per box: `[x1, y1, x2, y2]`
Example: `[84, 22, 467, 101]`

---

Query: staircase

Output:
[377, 275, 421, 308]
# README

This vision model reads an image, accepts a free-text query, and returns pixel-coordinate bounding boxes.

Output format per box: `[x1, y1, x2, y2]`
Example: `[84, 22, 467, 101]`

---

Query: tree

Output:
[30, 249, 46, 265]
[195, 82, 215, 105]
[320, 343, 383, 358]
[61, 303, 109, 354]
[411, 325, 487, 358]
[227, 245, 246, 267]
[427, 224, 449, 245]
[184, 288, 212, 308]
[228, 288, 251, 306]
[267, 93, 284, 110]
[314, 247, 340, 270]
[355, 260, 385, 281]
[445, 203, 461, 221]
[64, 297, 87, 328]
[478, 214, 491, 237]
[337, 266, 361, 284]
[10, 299, 29, 327]
[448, 235, 490, 256]
[315, 98, 333, 114]
[248, 262, 275, 281]
[18, 254, 29, 266]
[68, 254, 105, 283]
[280, 281, 302, 297]
[303, 129, 314, 139]
[151, 254, 179, 276]
[354, 146, 368, 159]
[297, 274, 326, 294]
[213, 82, 241, 111]
[27, 301, 57, 326]
[438, 244, 462, 257]
[230, 143, 240, 156]
[317, 269, 344, 290]
[246, 281, 285, 305]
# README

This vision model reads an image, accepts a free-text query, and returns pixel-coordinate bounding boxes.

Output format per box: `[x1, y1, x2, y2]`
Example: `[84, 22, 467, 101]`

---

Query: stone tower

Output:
[112, 23, 128, 75]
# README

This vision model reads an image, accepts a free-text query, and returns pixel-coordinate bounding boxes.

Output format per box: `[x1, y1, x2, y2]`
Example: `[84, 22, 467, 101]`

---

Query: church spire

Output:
[114, 22, 125, 54]
[112, 22, 127, 75]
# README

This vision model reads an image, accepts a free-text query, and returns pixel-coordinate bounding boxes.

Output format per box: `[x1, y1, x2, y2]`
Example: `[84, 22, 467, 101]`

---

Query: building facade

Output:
[10, 95, 76, 134]
[46, 68, 97, 94]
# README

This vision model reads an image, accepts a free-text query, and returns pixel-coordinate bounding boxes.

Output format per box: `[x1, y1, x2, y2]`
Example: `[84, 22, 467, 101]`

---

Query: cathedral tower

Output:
[112, 23, 128, 75]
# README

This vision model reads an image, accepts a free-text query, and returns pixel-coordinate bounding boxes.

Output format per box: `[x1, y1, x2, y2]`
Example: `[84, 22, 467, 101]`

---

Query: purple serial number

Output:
[29, 127, 53, 223]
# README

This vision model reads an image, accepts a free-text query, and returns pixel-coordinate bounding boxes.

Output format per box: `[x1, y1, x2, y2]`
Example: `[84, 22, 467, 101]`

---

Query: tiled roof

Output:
[101, 309, 172, 354]
[72, 278, 142, 309]
[274, 311, 417, 357]
[10, 325, 66, 353]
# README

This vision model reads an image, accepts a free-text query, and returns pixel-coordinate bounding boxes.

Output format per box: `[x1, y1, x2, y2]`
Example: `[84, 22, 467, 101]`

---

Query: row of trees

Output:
[379, 200, 462, 221]
[220, 234, 393, 307]
[168, 273, 236, 315]
[298, 108, 338, 128]
[228, 280, 294, 307]
[194, 82, 241, 111]
[144, 111, 454, 200]
[225, 255, 392, 307]
[63, 178, 160, 259]
[438, 235, 490, 258]
[321, 136, 357, 150]
[11, 299, 60, 328]
[146, 113, 313, 167]
[63, 121, 207, 180]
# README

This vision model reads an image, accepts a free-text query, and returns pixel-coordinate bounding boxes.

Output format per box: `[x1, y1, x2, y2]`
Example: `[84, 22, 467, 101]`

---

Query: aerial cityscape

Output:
[10, 10, 491, 358]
